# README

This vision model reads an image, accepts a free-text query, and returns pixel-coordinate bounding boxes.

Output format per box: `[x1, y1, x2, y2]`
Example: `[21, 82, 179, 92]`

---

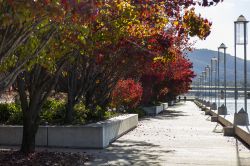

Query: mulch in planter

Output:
[0, 150, 91, 166]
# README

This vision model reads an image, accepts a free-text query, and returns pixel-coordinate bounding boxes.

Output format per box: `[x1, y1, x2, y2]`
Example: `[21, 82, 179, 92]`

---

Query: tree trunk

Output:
[65, 93, 74, 123]
[17, 73, 43, 154]
[20, 114, 38, 154]
[17, 63, 63, 154]
[65, 67, 77, 123]
[20, 98, 42, 154]
[17, 76, 36, 154]
[85, 91, 91, 108]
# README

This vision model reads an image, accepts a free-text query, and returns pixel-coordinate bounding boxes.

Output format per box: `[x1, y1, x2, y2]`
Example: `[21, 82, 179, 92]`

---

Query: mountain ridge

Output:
[187, 49, 250, 83]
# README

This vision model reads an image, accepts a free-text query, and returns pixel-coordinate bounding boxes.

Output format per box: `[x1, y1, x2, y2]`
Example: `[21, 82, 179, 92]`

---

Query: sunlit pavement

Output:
[84, 101, 250, 166]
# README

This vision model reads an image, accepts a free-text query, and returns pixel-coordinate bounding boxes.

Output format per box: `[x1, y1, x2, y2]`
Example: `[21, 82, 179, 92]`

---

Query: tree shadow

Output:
[85, 139, 175, 165]
[142, 110, 188, 121]
[205, 115, 211, 121]
[212, 123, 223, 133]
[157, 110, 188, 119]
[168, 102, 185, 108]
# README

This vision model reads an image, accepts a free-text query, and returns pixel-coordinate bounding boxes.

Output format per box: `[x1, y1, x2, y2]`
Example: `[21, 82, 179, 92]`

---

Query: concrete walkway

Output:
[84, 101, 250, 166]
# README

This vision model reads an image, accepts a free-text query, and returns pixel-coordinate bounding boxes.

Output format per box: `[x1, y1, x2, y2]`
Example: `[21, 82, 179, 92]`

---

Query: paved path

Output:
[84, 101, 250, 166]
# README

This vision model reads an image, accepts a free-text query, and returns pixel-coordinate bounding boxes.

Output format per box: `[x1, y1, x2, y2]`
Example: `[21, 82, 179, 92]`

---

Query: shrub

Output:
[85, 105, 106, 122]
[0, 103, 11, 123]
[112, 79, 143, 110]
[72, 102, 88, 125]
[104, 111, 120, 120]
[128, 108, 145, 118]
[40, 99, 66, 125]
[0, 103, 22, 124]
[0, 99, 120, 125]
[7, 103, 22, 124]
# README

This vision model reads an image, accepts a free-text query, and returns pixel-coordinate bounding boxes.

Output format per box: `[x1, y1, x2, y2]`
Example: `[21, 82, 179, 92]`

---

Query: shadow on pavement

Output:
[168, 102, 185, 108]
[85, 139, 174, 166]
[212, 123, 223, 133]
[142, 110, 188, 121]
[155, 110, 188, 120]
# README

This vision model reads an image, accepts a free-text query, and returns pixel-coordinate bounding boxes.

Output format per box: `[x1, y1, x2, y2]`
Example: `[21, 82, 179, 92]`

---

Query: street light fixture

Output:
[234, 15, 249, 125]
[199, 77, 202, 100]
[205, 65, 211, 107]
[197, 77, 200, 99]
[218, 43, 227, 115]
[202, 71, 206, 104]
[200, 75, 203, 102]
[217, 45, 221, 109]
[211, 57, 218, 110]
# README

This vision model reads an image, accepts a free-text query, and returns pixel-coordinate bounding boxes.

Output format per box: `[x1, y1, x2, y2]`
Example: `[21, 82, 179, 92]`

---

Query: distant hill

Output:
[187, 49, 250, 83]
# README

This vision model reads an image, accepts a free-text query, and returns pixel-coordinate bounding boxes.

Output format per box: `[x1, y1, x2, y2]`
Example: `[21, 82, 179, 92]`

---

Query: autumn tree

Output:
[0, 1, 61, 92]
[9, 0, 98, 154]
[59, 0, 215, 121]
[0, 0, 97, 92]
[0, 0, 224, 154]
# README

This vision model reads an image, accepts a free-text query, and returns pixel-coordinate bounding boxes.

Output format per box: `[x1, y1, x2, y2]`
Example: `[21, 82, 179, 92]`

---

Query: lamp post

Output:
[205, 65, 211, 106]
[196, 78, 199, 99]
[202, 71, 206, 104]
[200, 75, 203, 101]
[234, 15, 249, 125]
[195, 78, 198, 99]
[198, 77, 201, 99]
[218, 43, 227, 115]
[217, 46, 221, 108]
[211, 57, 218, 110]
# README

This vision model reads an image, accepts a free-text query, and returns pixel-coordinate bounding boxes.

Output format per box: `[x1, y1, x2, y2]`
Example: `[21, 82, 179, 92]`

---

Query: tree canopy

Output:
[0, 0, 224, 154]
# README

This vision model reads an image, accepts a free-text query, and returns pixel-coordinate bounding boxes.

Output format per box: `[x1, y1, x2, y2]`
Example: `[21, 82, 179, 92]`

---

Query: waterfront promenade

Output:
[84, 101, 250, 165]
[1, 101, 249, 165]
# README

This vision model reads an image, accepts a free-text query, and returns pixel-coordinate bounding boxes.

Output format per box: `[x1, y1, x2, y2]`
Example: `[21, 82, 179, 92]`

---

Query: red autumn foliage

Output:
[140, 60, 167, 105]
[165, 55, 195, 100]
[112, 79, 143, 109]
[141, 53, 195, 105]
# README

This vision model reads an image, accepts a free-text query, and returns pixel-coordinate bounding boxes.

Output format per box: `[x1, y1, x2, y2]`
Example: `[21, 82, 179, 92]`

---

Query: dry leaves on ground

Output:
[0, 150, 91, 166]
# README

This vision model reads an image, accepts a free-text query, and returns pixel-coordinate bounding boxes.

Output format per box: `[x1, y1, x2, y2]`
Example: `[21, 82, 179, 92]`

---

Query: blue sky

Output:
[193, 0, 250, 58]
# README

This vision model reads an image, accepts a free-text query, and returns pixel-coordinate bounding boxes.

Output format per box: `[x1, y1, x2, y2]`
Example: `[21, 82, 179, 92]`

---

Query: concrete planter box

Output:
[0, 114, 138, 148]
[168, 101, 175, 106]
[162, 103, 168, 110]
[142, 105, 163, 116]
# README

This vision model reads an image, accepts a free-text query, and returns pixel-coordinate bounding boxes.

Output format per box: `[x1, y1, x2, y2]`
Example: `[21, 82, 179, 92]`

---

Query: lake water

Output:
[212, 98, 249, 115]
